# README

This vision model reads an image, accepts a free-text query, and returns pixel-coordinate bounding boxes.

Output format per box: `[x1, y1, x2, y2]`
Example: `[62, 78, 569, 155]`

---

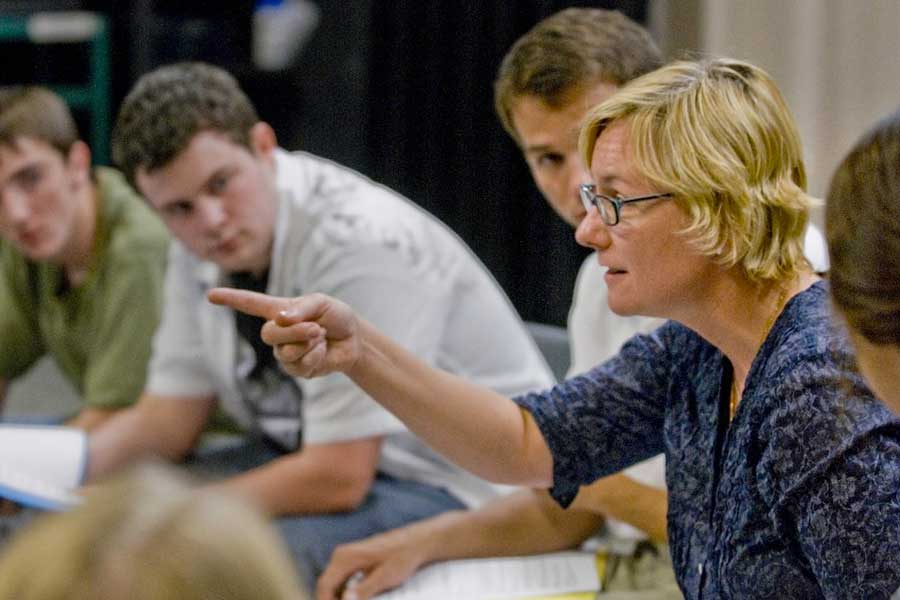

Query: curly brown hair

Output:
[112, 62, 259, 187]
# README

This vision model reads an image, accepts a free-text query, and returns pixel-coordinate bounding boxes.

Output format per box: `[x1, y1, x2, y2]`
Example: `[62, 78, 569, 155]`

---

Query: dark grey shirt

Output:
[516, 282, 900, 599]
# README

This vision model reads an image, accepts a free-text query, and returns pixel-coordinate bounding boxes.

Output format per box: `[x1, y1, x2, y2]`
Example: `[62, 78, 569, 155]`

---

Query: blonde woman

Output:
[0, 465, 306, 600]
[210, 59, 900, 599]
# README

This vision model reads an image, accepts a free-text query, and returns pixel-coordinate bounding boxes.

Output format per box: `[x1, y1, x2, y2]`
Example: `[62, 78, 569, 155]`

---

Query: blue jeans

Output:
[185, 435, 466, 591]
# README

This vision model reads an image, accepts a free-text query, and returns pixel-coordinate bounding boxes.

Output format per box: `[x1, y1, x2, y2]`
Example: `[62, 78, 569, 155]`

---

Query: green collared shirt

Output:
[0, 167, 169, 410]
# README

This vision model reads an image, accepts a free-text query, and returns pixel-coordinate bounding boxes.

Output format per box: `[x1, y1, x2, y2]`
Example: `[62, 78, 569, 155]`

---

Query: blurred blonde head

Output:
[579, 57, 813, 282]
[0, 464, 306, 600]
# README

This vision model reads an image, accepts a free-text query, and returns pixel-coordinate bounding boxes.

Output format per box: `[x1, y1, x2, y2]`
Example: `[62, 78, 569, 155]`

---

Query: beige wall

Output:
[651, 0, 900, 226]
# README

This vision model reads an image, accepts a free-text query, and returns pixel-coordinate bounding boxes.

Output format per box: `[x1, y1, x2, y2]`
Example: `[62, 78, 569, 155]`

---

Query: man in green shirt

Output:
[0, 86, 169, 430]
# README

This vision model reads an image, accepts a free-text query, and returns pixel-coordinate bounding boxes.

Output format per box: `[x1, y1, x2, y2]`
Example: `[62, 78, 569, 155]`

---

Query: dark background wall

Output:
[0, 0, 650, 326]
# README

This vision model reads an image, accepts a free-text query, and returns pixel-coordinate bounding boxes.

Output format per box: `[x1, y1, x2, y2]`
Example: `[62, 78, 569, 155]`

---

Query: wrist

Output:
[419, 509, 472, 561]
[347, 319, 379, 381]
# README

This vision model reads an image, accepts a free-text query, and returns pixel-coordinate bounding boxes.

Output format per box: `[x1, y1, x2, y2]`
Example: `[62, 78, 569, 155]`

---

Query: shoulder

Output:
[764, 281, 832, 359]
[279, 150, 413, 216]
[96, 167, 169, 259]
[759, 282, 852, 395]
[0, 241, 33, 294]
[623, 320, 713, 367]
[755, 282, 899, 491]
[279, 152, 468, 272]
[570, 320, 710, 399]
[571, 320, 715, 386]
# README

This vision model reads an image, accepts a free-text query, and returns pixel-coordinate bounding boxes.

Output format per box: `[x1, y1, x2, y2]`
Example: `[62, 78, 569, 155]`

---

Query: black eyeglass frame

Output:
[579, 183, 673, 226]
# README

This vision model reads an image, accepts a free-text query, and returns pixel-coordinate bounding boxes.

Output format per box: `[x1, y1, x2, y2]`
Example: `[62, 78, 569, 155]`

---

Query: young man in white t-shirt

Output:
[85, 62, 553, 590]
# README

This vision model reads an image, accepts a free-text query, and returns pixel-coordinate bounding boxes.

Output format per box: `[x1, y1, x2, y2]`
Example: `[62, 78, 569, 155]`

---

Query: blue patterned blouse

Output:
[515, 282, 900, 599]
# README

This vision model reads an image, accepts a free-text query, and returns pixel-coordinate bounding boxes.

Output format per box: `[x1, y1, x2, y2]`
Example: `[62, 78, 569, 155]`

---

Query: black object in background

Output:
[363, 1, 648, 326]
[2, 0, 649, 326]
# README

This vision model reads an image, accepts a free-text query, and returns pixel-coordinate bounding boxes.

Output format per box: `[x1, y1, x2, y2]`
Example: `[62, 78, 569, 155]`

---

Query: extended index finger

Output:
[207, 287, 291, 320]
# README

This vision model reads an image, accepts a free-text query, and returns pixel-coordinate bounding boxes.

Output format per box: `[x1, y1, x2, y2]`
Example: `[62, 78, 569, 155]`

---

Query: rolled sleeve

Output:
[515, 329, 672, 507]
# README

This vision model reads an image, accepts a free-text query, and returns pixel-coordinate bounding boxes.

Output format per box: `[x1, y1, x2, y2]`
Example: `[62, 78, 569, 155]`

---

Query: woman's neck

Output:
[674, 270, 820, 393]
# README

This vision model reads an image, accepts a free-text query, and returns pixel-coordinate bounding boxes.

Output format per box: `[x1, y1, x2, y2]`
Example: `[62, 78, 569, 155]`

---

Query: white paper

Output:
[0, 425, 86, 510]
[374, 551, 600, 600]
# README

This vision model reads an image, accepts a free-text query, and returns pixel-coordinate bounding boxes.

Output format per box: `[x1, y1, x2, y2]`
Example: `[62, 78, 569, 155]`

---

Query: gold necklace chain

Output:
[729, 285, 790, 422]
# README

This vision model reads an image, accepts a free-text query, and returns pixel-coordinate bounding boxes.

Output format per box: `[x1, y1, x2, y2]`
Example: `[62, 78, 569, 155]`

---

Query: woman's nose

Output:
[575, 207, 612, 251]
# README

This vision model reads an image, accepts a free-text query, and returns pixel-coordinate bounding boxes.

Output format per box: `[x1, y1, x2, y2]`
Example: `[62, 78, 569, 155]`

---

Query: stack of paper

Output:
[0, 425, 86, 510]
[374, 551, 601, 600]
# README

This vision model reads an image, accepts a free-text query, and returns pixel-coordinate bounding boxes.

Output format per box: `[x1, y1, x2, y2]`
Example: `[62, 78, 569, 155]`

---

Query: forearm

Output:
[208, 288, 553, 486]
[349, 321, 552, 487]
[87, 394, 212, 481]
[219, 452, 375, 517]
[420, 489, 604, 563]
[66, 407, 117, 431]
[88, 408, 178, 480]
[571, 473, 668, 543]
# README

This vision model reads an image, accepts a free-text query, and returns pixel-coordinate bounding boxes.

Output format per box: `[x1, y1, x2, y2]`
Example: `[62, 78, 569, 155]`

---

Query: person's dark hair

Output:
[826, 107, 900, 344]
[112, 62, 259, 187]
[0, 86, 79, 155]
[494, 8, 663, 143]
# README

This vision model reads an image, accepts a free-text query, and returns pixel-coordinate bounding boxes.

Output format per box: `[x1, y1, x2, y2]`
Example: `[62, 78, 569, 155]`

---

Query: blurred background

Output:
[2, 0, 899, 329]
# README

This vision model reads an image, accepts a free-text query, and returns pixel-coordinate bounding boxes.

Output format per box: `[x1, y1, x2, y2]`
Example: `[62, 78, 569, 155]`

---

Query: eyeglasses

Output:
[579, 183, 673, 226]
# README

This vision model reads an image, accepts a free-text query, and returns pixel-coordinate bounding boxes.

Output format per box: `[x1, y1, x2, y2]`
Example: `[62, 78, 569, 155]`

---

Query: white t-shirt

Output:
[145, 149, 554, 508]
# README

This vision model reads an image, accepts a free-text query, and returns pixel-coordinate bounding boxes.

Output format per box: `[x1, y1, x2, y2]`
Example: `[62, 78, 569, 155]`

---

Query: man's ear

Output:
[249, 122, 277, 164]
[65, 141, 92, 185]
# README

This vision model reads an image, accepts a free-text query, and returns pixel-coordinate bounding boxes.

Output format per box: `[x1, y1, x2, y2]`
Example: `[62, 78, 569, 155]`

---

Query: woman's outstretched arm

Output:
[207, 288, 554, 486]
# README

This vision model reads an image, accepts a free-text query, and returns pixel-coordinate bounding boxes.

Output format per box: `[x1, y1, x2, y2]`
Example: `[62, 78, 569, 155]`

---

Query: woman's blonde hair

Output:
[0, 464, 305, 600]
[579, 58, 813, 282]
